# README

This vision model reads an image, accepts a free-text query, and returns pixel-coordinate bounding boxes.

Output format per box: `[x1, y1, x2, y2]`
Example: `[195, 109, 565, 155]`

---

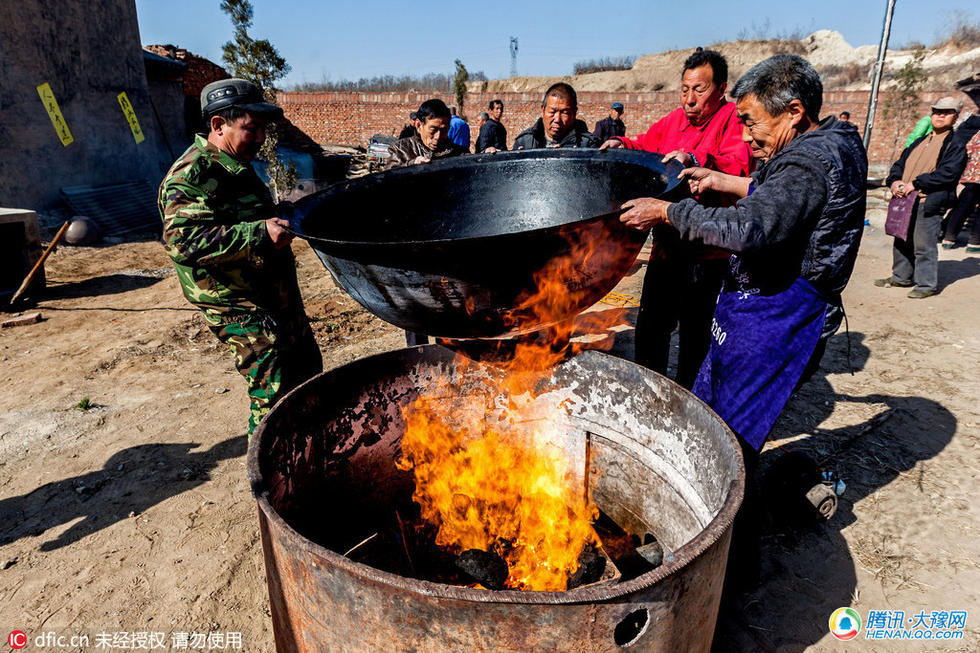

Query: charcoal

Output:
[567, 544, 606, 589]
[635, 540, 663, 568]
[454, 549, 509, 590]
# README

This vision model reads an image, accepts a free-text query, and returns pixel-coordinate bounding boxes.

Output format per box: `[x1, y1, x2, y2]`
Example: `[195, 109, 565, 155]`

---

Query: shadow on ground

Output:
[939, 256, 980, 292]
[0, 435, 246, 552]
[714, 332, 956, 651]
[42, 273, 168, 301]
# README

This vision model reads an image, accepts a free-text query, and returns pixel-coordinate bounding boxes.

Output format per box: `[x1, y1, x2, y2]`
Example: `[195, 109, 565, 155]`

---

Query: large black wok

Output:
[289, 148, 683, 339]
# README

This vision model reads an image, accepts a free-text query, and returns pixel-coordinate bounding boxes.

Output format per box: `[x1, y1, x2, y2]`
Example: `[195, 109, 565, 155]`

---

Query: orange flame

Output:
[397, 219, 638, 591]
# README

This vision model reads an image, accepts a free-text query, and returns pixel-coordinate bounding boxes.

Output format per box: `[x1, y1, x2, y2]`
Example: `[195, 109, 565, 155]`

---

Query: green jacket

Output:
[904, 116, 933, 149]
[158, 135, 297, 316]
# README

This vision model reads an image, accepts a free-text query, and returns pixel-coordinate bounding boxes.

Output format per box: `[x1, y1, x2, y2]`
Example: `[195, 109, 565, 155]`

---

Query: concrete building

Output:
[0, 0, 180, 211]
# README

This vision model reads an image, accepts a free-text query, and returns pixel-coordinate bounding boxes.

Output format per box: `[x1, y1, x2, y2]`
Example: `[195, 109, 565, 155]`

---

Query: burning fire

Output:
[396, 222, 636, 591]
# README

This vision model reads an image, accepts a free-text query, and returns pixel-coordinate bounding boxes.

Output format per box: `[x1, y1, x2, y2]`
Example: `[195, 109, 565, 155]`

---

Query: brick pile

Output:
[278, 89, 972, 167]
[144, 45, 229, 98]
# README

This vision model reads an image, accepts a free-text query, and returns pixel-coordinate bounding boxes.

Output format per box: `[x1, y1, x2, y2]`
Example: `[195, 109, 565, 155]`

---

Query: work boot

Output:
[874, 277, 913, 288]
[907, 288, 936, 299]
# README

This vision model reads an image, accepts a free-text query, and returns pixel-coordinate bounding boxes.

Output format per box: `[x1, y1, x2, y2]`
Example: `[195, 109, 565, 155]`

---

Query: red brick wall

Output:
[278, 89, 972, 168]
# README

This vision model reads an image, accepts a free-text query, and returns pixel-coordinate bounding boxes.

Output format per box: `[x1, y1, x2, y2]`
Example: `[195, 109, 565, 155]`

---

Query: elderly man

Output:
[476, 99, 507, 153]
[600, 48, 752, 388]
[876, 97, 967, 297]
[593, 102, 626, 144]
[159, 78, 322, 437]
[513, 83, 598, 149]
[387, 99, 469, 169]
[619, 54, 867, 454]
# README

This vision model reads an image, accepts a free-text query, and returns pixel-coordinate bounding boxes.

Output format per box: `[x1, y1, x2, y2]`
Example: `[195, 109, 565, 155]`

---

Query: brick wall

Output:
[278, 89, 972, 168]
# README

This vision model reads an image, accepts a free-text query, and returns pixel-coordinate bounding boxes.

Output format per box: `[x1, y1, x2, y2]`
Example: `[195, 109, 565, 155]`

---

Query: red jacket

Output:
[617, 101, 752, 177]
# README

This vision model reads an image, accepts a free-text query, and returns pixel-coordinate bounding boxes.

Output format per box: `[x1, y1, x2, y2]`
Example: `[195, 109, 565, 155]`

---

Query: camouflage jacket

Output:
[159, 135, 299, 316]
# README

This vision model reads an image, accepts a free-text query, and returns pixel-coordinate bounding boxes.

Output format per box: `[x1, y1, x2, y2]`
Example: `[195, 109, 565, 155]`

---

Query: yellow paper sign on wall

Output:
[117, 92, 145, 144]
[36, 82, 74, 147]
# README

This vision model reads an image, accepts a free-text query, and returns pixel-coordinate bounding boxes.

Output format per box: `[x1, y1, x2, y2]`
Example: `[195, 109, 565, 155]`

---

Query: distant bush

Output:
[736, 18, 812, 43]
[935, 11, 980, 49]
[572, 56, 636, 75]
[290, 71, 487, 93]
[820, 62, 867, 87]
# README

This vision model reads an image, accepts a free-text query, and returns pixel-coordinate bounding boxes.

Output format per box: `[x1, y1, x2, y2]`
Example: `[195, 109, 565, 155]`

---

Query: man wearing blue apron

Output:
[618, 55, 868, 596]
[619, 53, 867, 455]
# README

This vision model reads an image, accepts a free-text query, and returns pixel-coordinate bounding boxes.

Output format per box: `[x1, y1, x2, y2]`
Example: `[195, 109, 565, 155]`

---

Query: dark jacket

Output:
[667, 117, 868, 301]
[886, 128, 967, 215]
[385, 135, 468, 169]
[476, 118, 507, 152]
[512, 118, 599, 150]
[952, 114, 980, 149]
[593, 116, 626, 144]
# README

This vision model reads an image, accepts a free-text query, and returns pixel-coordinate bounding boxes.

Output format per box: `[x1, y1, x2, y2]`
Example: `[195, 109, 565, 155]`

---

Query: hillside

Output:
[468, 30, 980, 94]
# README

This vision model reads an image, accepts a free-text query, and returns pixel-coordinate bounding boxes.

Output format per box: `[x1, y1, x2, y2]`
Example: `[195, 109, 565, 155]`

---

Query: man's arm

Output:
[667, 153, 828, 253]
[616, 114, 668, 152]
[161, 179, 271, 267]
[689, 111, 753, 176]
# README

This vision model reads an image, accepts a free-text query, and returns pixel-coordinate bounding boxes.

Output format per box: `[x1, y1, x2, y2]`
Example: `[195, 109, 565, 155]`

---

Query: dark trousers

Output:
[635, 238, 726, 389]
[943, 183, 980, 245]
[892, 201, 941, 292]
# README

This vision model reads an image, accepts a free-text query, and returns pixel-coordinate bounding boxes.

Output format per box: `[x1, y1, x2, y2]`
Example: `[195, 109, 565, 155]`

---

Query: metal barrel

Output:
[248, 347, 743, 652]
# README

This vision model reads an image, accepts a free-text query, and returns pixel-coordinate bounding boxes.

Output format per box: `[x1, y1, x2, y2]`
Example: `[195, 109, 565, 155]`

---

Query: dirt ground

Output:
[1, 194, 978, 652]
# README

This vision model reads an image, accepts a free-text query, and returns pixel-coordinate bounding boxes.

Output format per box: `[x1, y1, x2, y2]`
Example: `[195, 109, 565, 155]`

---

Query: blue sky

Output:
[135, 1, 979, 87]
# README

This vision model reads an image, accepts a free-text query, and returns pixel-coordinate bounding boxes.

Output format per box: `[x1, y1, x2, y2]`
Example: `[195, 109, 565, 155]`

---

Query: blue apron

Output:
[692, 276, 828, 450]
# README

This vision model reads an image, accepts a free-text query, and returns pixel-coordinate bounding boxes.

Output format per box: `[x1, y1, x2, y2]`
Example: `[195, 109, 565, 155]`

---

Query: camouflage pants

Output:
[203, 308, 322, 436]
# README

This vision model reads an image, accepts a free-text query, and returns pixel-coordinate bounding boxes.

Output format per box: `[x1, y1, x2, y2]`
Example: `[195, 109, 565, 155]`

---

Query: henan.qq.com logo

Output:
[829, 607, 863, 640]
[8, 630, 28, 649]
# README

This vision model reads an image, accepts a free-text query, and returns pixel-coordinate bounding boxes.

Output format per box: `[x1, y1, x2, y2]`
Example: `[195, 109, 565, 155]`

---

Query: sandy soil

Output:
[1, 196, 978, 651]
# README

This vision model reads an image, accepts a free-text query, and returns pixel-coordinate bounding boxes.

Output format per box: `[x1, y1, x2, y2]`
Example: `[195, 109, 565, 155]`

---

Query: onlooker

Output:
[943, 83, 980, 250]
[386, 98, 468, 347]
[941, 129, 980, 251]
[448, 106, 470, 149]
[386, 99, 469, 169]
[593, 102, 626, 144]
[512, 83, 598, 149]
[876, 97, 967, 298]
[599, 47, 753, 389]
[472, 112, 489, 153]
[476, 99, 507, 153]
[398, 111, 418, 140]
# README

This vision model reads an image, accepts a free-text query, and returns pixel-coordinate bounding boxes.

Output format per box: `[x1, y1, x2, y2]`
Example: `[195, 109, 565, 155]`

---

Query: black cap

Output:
[200, 78, 284, 119]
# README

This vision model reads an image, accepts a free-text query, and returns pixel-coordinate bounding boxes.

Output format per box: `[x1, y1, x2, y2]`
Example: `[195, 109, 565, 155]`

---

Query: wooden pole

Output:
[9, 220, 70, 305]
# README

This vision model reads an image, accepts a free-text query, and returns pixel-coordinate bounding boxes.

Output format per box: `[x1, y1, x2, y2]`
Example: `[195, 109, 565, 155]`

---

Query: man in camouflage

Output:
[158, 78, 322, 436]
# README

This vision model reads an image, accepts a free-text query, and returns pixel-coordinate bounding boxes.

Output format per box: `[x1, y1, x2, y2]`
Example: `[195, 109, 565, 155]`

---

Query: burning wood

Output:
[393, 230, 641, 592]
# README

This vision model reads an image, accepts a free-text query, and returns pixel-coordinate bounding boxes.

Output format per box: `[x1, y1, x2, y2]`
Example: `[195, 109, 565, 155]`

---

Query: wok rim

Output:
[290, 148, 685, 248]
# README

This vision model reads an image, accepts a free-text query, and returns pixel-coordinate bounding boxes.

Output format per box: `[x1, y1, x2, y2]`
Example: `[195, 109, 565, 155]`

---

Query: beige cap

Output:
[931, 96, 962, 112]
